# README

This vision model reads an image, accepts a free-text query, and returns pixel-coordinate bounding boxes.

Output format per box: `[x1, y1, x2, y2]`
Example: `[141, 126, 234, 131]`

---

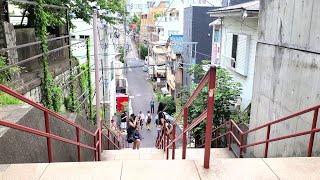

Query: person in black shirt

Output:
[127, 114, 141, 149]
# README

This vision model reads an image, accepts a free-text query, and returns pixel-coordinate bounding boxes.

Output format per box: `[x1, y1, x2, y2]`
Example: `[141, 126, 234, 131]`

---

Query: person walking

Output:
[138, 111, 145, 129]
[146, 111, 152, 130]
[150, 97, 155, 114]
[120, 111, 127, 132]
[155, 102, 166, 147]
[127, 114, 141, 150]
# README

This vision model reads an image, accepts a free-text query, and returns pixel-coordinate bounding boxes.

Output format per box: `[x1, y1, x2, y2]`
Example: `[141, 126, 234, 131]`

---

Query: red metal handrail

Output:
[157, 66, 216, 169]
[0, 84, 124, 163]
[209, 104, 320, 158]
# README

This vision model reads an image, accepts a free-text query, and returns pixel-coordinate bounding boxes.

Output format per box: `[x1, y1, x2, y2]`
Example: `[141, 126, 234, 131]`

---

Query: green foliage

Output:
[179, 60, 242, 146]
[0, 92, 22, 106]
[0, 56, 22, 106]
[231, 104, 251, 124]
[155, 92, 176, 115]
[119, 46, 125, 63]
[130, 14, 141, 32]
[51, 85, 62, 111]
[85, 39, 94, 122]
[64, 74, 79, 112]
[36, 0, 62, 111]
[0, 56, 20, 85]
[139, 44, 148, 60]
[154, 13, 162, 19]
[17, 0, 127, 28]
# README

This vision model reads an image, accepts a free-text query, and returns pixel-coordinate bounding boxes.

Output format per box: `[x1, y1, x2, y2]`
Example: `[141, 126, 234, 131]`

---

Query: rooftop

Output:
[208, 1, 259, 17]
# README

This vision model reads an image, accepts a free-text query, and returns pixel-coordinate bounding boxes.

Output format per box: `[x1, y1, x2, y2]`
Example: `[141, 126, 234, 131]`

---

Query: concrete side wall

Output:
[220, 17, 258, 109]
[0, 107, 96, 164]
[248, 0, 320, 157]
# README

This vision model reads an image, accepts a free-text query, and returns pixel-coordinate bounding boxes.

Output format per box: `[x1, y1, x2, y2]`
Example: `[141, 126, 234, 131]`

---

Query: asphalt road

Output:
[126, 39, 158, 148]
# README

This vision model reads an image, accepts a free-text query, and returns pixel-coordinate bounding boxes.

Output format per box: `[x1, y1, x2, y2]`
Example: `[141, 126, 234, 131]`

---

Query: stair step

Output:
[101, 148, 235, 161]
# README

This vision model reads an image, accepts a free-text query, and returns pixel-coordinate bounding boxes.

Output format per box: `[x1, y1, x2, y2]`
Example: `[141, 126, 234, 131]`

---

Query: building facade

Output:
[209, 1, 259, 109]
[182, 6, 216, 87]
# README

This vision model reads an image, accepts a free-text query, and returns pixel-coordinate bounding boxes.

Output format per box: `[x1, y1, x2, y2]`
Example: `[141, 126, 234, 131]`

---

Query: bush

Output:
[155, 91, 176, 115]
[139, 44, 148, 60]
[178, 60, 242, 147]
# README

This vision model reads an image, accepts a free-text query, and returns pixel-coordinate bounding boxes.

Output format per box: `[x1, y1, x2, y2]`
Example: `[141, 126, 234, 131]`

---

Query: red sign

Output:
[116, 94, 129, 112]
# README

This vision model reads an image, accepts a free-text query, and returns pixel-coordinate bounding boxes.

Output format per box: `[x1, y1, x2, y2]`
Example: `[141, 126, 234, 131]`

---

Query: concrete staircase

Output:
[101, 148, 234, 160]
[2, 147, 320, 179]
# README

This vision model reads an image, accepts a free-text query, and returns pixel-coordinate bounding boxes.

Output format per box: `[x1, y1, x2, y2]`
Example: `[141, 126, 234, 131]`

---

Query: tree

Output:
[180, 60, 242, 147]
[16, 0, 127, 28]
[139, 44, 148, 60]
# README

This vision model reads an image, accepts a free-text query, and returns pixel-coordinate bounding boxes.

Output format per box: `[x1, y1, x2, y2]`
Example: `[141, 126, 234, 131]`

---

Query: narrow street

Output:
[126, 37, 158, 148]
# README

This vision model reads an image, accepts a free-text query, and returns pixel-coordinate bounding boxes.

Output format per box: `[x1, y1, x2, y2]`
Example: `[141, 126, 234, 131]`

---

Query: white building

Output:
[71, 18, 117, 121]
[154, 0, 222, 42]
[208, 1, 259, 109]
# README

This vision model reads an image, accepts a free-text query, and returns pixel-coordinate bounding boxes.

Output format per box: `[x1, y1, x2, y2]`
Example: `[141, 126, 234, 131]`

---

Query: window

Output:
[79, 35, 89, 39]
[214, 29, 220, 43]
[226, 33, 250, 76]
[71, 35, 76, 39]
[231, 34, 238, 68]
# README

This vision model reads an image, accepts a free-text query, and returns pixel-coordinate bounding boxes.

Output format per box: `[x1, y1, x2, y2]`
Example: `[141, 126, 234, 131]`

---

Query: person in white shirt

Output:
[138, 111, 145, 129]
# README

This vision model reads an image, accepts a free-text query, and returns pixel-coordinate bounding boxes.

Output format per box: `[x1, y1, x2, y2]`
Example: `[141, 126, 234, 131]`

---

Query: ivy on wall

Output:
[36, 0, 62, 111]
[86, 38, 94, 122]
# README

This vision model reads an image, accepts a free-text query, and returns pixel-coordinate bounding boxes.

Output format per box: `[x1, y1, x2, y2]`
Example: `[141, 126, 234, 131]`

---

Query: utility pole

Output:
[123, 1, 127, 74]
[93, 7, 102, 159]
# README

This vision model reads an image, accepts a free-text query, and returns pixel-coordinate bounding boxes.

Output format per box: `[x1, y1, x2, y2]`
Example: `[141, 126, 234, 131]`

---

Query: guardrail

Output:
[201, 104, 320, 158]
[157, 66, 216, 169]
[157, 65, 320, 168]
[0, 84, 124, 162]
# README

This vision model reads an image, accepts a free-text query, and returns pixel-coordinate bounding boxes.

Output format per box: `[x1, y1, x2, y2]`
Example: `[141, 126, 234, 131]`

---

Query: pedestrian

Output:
[150, 97, 155, 114]
[146, 111, 152, 130]
[138, 111, 145, 129]
[120, 111, 127, 132]
[127, 114, 141, 150]
[111, 113, 118, 127]
[155, 102, 166, 147]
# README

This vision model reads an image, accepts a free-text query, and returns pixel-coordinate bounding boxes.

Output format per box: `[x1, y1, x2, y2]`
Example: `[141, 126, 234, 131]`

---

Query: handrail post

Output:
[44, 111, 53, 162]
[264, 125, 271, 158]
[308, 108, 319, 157]
[204, 66, 216, 169]
[166, 134, 169, 160]
[107, 129, 110, 150]
[182, 107, 188, 159]
[228, 122, 233, 151]
[76, 127, 81, 161]
[163, 128, 166, 151]
[239, 133, 244, 158]
[93, 135, 97, 161]
[172, 124, 176, 159]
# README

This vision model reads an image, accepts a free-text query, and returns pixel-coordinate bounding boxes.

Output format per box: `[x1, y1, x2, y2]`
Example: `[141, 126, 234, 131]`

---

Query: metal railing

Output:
[157, 66, 217, 169]
[0, 84, 124, 162]
[204, 105, 320, 158]
[157, 65, 320, 169]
